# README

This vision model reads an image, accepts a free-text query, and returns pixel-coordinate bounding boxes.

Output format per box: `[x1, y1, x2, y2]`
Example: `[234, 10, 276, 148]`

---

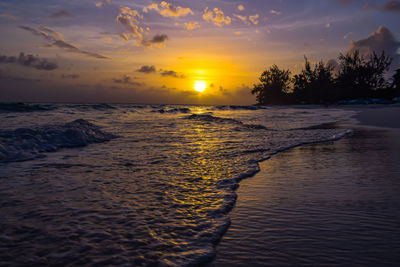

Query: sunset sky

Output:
[0, 0, 399, 104]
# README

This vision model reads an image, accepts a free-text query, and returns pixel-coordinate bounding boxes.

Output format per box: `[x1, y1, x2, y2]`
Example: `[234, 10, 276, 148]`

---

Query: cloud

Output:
[19, 25, 108, 59]
[141, 34, 169, 48]
[52, 40, 108, 59]
[0, 13, 16, 20]
[184, 22, 200, 30]
[270, 9, 282, 15]
[203, 7, 231, 27]
[364, 1, 400, 12]
[348, 25, 399, 55]
[115, 7, 167, 48]
[136, 65, 156, 73]
[113, 75, 144, 86]
[145, 2, 193, 17]
[160, 70, 185, 78]
[0, 74, 42, 82]
[326, 59, 340, 74]
[116, 6, 144, 41]
[150, 34, 168, 43]
[348, 25, 400, 68]
[49, 10, 71, 18]
[233, 14, 249, 25]
[136, 65, 184, 78]
[382, 0, 400, 12]
[237, 5, 245, 11]
[249, 14, 260, 25]
[343, 32, 352, 39]
[95, 0, 111, 8]
[61, 74, 79, 79]
[0, 52, 58, 70]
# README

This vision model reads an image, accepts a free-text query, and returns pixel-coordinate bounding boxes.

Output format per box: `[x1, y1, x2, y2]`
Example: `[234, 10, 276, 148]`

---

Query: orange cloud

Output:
[203, 7, 231, 27]
[144, 2, 193, 18]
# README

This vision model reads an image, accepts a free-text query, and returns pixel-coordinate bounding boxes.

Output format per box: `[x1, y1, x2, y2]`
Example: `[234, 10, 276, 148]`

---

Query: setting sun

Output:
[194, 81, 207, 92]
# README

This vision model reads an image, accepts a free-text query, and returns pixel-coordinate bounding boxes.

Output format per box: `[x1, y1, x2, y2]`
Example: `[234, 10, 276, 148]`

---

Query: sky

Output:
[0, 0, 399, 105]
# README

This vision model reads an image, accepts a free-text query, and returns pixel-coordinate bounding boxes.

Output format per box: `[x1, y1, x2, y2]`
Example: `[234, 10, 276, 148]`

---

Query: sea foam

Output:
[0, 119, 115, 162]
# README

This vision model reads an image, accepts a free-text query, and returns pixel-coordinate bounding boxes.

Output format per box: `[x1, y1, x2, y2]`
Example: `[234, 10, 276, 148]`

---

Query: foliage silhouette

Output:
[336, 51, 392, 99]
[392, 69, 400, 96]
[251, 65, 291, 105]
[252, 50, 397, 105]
[293, 57, 335, 104]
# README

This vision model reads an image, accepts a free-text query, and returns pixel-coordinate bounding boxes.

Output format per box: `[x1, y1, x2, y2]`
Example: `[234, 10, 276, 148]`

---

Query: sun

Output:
[194, 81, 207, 92]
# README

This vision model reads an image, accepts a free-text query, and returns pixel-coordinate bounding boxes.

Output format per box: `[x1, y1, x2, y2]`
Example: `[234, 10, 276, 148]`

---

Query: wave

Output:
[186, 114, 268, 130]
[153, 107, 191, 114]
[211, 105, 267, 111]
[90, 103, 116, 110]
[290, 122, 339, 130]
[66, 103, 116, 111]
[0, 103, 56, 113]
[0, 119, 116, 163]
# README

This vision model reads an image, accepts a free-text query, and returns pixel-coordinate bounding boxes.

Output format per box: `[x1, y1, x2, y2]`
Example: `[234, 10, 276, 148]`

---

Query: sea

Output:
[0, 103, 356, 266]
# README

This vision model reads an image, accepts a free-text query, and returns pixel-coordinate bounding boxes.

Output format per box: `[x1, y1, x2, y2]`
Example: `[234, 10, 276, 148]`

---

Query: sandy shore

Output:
[347, 105, 400, 128]
[213, 106, 400, 266]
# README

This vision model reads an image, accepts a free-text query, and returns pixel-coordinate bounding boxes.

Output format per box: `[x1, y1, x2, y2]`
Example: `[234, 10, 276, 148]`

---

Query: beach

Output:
[213, 105, 400, 266]
[1, 104, 399, 266]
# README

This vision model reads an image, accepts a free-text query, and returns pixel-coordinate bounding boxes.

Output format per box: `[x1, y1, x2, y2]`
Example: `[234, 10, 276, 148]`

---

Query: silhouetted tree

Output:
[336, 50, 392, 99]
[392, 69, 400, 96]
[251, 50, 395, 105]
[293, 57, 335, 103]
[252, 65, 291, 105]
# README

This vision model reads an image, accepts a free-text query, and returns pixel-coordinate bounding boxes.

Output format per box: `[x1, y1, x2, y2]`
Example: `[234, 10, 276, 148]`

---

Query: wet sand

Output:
[352, 105, 400, 129]
[213, 106, 400, 266]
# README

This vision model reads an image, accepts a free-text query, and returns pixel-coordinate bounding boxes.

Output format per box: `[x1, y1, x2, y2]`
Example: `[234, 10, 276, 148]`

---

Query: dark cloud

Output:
[382, 0, 400, 12]
[113, 75, 144, 86]
[364, 1, 400, 12]
[141, 34, 169, 47]
[136, 65, 156, 73]
[49, 10, 71, 18]
[0, 52, 58, 70]
[160, 70, 185, 78]
[151, 34, 168, 43]
[61, 74, 79, 79]
[51, 40, 108, 59]
[19, 25, 108, 59]
[326, 26, 399, 75]
[136, 65, 185, 78]
[348, 25, 400, 67]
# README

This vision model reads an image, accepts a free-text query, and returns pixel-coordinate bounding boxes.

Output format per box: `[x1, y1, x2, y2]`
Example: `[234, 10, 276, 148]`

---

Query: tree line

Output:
[252, 50, 400, 105]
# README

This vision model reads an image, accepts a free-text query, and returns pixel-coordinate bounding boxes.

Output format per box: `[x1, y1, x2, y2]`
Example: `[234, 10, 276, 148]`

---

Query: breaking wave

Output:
[186, 114, 268, 130]
[0, 103, 56, 113]
[0, 119, 116, 163]
[211, 105, 267, 111]
[153, 107, 191, 114]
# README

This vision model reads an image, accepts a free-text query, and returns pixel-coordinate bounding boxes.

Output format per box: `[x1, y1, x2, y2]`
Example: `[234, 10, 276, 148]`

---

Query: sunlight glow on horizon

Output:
[194, 81, 207, 92]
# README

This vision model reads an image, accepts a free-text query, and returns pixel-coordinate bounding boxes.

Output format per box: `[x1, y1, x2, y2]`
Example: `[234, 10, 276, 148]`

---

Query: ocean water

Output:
[0, 103, 355, 266]
[214, 128, 400, 266]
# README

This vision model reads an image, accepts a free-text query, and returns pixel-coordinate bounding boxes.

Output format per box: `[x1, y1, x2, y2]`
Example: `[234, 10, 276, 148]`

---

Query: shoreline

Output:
[213, 106, 400, 266]
[350, 106, 400, 129]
